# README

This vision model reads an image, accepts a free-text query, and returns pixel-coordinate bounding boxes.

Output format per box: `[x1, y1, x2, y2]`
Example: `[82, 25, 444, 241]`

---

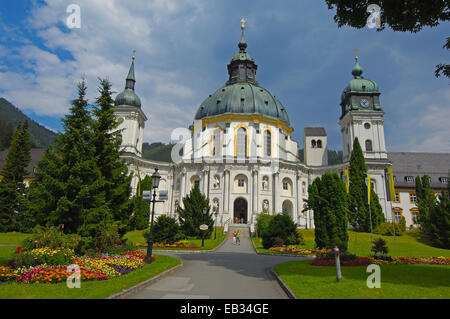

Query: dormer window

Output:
[405, 176, 414, 182]
[439, 177, 448, 184]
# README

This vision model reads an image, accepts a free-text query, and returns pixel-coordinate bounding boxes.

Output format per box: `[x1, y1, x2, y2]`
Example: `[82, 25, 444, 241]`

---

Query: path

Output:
[126, 227, 311, 299]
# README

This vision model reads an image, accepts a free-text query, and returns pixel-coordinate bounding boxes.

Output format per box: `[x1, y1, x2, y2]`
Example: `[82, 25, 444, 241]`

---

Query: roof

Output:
[194, 83, 291, 127]
[388, 152, 450, 189]
[0, 148, 45, 179]
[304, 127, 327, 137]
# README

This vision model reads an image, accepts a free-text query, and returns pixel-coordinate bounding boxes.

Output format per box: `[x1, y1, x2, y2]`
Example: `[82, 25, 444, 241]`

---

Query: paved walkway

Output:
[126, 228, 312, 299]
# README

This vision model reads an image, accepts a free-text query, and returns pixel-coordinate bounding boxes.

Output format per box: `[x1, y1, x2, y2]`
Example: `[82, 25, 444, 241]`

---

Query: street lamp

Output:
[202, 207, 207, 247]
[214, 211, 218, 240]
[145, 168, 161, 264]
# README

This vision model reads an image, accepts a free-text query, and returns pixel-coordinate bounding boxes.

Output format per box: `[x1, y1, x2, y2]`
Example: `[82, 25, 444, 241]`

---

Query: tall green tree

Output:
[26, 80, 108, 235]
[306, 173, 349, 251]
[0, 119, 14, 151]
[348, 137, 384, 232]
[428, 188, 450, 248]
[130, 175, 151, 230]
[177, 184, 213, 238]
[0, 121, 31, 231]
[92, 78, 133, 236]
[416, 175, 436, 233]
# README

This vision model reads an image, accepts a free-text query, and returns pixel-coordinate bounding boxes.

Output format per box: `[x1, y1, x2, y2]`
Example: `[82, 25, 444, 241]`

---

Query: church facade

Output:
[113, 24, 395, 232]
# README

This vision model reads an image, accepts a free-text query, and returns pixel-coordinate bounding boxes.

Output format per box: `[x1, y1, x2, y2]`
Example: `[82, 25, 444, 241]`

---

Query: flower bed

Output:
[0, 250, 154, 284]
[268, 247, 329, 255]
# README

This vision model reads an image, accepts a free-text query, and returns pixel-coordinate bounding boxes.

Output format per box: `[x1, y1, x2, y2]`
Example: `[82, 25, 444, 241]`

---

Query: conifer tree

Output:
[306, 173, 348, 251]
[347, 137, 384, 232]
[27, 80, 108, 235]
[177, 184, 213, 238]
[130, 175, 151, 230]
[0, 121, 31, 231]
[416, 175, 436, 236]
[92, 78, 132, 236]
[428, 188, 450, 248]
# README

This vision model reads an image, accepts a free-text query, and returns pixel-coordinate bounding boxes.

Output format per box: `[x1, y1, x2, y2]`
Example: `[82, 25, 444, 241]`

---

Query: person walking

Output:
[232, 231, 236, 245]
[236, 231, 240, 245]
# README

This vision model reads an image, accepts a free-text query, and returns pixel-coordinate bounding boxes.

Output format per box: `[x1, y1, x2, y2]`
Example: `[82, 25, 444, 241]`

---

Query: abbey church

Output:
[111, 22, 449, 232]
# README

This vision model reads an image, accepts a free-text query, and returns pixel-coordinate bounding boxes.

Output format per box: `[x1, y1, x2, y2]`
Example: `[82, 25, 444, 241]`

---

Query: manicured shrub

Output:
[261, 213, 298, 249]
[372, 237, 389, 255]
[296, 229, 306, 245]
[256, 213, 274, 238]
[316, 251, 356, 261]
[22, 225, 82, 250]
[373, 222, 403, 236]
[144, 215, 185, 244]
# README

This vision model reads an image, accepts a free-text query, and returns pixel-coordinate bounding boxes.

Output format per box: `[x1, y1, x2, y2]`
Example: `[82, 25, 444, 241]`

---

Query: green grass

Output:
[0, 254, 181, 299]
[125, 227, 227, 250]
[0, 232, 30, 245]
[253, 229, 450, 257]
[274, 260, 450, 299]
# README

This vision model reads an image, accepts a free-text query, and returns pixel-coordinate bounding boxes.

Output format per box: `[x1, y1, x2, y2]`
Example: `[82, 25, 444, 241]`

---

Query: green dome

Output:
[341, 60, 379, 103]
[194, 83, 290, 126]
[115, 88, 141, 108]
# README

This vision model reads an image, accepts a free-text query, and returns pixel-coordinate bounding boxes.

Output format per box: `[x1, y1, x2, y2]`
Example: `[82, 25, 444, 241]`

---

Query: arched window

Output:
[311, 140, 316, 148]
[264, 130, 271, 157]
[394, 208, 403, 223]
[365, 139, 373, 152]
[411, 209, 419, 225]
[237, 127, 247, 158]
[317, 139, 322, 148]
[212, 129, 221, 157]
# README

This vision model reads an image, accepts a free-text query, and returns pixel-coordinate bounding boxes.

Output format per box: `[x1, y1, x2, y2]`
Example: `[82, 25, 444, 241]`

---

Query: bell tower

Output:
[114, 54, 147, 156]
[339, 51, 387, 163]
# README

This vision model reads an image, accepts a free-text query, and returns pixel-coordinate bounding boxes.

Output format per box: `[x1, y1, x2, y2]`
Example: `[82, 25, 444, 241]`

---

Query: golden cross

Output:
[241, 18, 246, 30]
[132, 49, 136, 60]
[354, 48, 358, 62]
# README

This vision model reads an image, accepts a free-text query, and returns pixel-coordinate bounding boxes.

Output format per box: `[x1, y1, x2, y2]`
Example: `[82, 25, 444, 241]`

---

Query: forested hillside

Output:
[0, 98, 57, 150]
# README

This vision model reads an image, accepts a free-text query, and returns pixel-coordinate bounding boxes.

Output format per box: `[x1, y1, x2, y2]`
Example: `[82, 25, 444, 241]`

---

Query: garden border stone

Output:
[271, 268, 296, 299]
[106, 261, 184, 299]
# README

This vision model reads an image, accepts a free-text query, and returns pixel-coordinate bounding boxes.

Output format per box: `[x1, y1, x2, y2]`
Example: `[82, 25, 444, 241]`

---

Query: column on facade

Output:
[180, 169, 186, 208]
[296, 173, 300, 225]
[273, 172, 279, 214]
[223, 169, 230, 216]
[252, 168, 258, 223]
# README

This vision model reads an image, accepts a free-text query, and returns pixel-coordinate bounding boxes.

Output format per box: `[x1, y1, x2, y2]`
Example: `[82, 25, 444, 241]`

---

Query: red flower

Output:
[17, 247, 22, 254]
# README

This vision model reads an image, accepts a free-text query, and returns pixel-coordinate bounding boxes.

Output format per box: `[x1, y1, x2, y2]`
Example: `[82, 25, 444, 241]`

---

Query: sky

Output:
[0, 0, 449, 153]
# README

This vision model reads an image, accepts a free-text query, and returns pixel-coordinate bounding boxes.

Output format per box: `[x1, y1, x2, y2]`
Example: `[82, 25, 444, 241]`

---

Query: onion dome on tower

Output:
[194, 19, 291, 130]
[115, 55, 142, 108]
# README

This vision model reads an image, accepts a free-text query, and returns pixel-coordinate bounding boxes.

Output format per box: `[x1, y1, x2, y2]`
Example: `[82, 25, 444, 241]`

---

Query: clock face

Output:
[360, 99, 369, 108]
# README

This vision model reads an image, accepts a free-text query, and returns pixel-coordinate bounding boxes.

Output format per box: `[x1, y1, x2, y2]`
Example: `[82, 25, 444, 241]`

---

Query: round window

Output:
[364, 123, 371, 129]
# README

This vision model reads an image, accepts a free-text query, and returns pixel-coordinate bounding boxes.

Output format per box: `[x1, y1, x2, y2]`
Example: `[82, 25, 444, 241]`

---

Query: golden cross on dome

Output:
[132, 49, 136, 61]
[354, 48, 358, 62]
[241, 18, 246, 30]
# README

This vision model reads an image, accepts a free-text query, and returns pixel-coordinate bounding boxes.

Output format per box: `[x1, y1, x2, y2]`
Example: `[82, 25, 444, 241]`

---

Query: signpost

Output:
[200, 224, 208, 247]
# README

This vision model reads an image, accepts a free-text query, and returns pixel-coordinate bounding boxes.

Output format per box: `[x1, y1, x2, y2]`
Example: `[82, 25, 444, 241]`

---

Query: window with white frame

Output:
[237, 127, 247, 158]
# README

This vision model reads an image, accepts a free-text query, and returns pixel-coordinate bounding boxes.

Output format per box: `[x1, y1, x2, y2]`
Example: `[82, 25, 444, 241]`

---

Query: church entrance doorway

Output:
[233, 198, 248, 224]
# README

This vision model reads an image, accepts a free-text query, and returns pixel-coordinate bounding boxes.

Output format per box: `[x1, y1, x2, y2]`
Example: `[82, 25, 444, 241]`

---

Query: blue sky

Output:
[0, 0, 449, 152]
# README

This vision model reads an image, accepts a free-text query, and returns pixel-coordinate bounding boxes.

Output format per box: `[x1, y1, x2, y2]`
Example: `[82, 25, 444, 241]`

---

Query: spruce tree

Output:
[416, 175, 436, 239]
[428, 188, 450, 248]
[92, 78, 132, 236]
[177, 184, 213, 238]
[130, 175, 151, 230]
[27, 80, 108, 235]
[0, 122, 31, 231]
[347, 137, 384, 232]
[307, 173, 348, 251]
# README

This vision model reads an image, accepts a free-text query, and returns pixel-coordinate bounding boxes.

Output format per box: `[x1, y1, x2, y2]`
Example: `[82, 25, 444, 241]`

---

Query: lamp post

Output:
[214, 211, 218, 240]
[202, 207, 206, 247]
[145, 168, 161, 264]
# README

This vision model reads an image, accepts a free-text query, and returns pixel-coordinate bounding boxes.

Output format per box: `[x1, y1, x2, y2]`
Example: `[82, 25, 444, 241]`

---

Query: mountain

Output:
[0, 98, 58, 149]
[142, 142, 175, 162]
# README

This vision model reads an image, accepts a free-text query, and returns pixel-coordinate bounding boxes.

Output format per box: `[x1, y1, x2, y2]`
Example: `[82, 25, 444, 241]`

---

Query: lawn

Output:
[0, 232, 30, 245]
[274, 260, 450, 299]
[0, 254, 181, 299]
[125, 227, 227, 250]
[253, 229, 450, 257]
